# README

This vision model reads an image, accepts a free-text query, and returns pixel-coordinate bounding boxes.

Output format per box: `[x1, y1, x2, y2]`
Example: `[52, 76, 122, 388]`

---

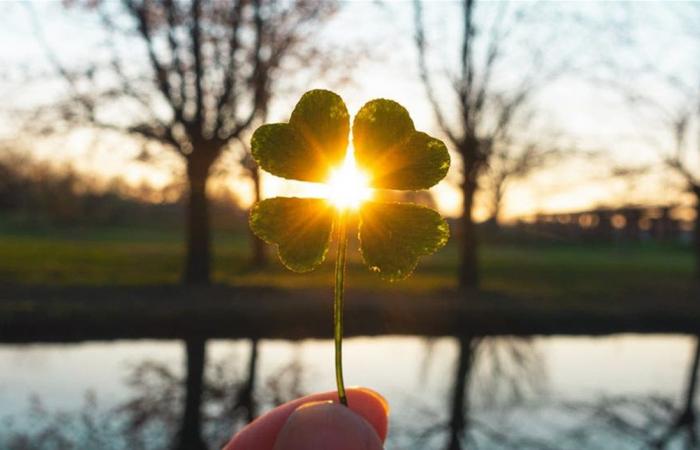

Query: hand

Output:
[223, 388, 389, 450]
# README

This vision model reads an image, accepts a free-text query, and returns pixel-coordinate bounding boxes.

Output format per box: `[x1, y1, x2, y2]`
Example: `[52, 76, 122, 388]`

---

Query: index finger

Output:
[223, 387, 389, 450]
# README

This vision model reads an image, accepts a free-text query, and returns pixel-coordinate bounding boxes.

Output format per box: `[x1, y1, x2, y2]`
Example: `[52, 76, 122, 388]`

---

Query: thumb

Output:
[273, 401, 384, 450]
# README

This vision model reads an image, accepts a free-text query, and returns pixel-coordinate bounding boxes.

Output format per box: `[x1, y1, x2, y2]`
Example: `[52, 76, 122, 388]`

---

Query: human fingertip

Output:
[273, 402, 383, 450]
[345, 388, 390, 442]
[353, 387, 390, 415]
[222, 388, 389, 450]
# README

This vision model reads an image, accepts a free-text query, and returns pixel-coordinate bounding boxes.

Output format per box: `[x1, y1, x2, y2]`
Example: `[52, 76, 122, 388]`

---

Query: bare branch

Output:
[164, 0, 188, 109]
[667, 157, 700, 189]
[123, 0, 183, 124]
[413, 0, 460, 147]
[127, 122, 182, 154]
[24, 3, 97, 122]
[472, 1, 509, 122]
[214, 1, 245, 135]
[190, 0, 204, 131]
[457, 0, 475, 132]
[95, 5, 162, 120]
[26, 0, 345, 178]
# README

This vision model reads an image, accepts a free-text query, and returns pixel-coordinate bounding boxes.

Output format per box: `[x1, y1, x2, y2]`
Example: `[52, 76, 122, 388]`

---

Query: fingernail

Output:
[295, 400, 334, 411]
[354, 387, 390, 415]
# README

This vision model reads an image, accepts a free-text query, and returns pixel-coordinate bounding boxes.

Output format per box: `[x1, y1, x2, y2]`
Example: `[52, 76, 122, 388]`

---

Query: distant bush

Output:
[0, 151, 247, 231]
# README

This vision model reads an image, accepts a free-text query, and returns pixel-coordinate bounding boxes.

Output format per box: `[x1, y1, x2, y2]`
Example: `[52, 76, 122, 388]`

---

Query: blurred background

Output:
[0, 1, 699, 449]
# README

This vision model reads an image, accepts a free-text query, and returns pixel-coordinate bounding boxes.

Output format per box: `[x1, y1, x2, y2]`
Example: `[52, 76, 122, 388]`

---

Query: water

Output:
[0, 334, 697, 449]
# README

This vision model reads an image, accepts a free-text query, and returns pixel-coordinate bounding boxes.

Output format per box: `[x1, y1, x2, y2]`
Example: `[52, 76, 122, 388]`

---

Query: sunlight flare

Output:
[324, 149, 372, 210]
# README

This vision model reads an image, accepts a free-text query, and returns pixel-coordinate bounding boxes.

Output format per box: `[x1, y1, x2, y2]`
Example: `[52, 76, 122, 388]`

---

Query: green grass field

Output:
[1, 223, 699, 340]
[0, 224, 696, 304]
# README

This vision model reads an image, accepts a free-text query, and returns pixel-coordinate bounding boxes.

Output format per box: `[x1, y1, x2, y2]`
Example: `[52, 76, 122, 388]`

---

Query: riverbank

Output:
[2, 283, 699, 342]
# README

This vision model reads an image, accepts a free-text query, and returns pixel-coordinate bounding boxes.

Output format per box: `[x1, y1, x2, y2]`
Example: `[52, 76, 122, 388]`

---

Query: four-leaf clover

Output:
[249, 89, 450, 281]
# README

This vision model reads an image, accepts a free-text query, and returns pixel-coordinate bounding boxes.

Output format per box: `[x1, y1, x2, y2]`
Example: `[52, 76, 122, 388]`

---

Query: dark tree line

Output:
[0, 149, 247, 229]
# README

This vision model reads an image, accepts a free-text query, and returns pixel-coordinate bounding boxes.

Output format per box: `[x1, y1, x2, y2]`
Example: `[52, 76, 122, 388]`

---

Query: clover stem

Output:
[333, 208, 349, 406]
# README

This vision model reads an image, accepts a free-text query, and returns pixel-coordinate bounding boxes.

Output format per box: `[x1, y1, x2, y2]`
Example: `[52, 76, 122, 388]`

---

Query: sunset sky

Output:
[0, 1, 698, 221]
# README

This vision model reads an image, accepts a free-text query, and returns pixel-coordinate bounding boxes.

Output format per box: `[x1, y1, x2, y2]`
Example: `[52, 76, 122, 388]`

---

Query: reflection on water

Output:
[120, 338, 302, 449]
[0, 335, 697, 449]
[558, 338, 700, 450]
[413, 337, 544, 450]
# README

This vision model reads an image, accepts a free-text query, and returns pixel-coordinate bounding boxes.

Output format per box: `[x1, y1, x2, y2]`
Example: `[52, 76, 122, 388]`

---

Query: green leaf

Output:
[251, 90, 349, 183]
[251, 124, 309, 180]
[358, 201, 449, 281]
[367, 132, 450, 190]
[250, 197, 334, 272]
[353, 99, 415, 156]
[290, 89, 350, 162]
[352, 99, 450, 190]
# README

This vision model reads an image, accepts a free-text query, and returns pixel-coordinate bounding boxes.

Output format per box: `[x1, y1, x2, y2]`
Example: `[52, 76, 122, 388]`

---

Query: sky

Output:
[0, 1, 698, 222]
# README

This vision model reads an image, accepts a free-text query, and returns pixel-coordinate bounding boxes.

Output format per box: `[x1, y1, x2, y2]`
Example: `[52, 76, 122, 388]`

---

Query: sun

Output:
[325, 149, 372, 210]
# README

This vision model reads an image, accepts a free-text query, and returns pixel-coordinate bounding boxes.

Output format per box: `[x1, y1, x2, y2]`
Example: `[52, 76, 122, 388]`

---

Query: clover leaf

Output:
[248, 89, 451, 406]
[250, 90, 450, 280]
[251, 90, 349, 183]
[249, 197, 334, 272]
[359, 201, 450, 281]
[353, 99, 450, 190]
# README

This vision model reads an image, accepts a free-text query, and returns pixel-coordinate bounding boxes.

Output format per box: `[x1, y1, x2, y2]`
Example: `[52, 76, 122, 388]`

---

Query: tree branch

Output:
[457, 0, 475, 132]
[164, 0, 188, 110]
[215, 1, 245, 136]
[472, 1, 510, 123]
[124, 0, 183, 124]
[413, 0, 460, 147]
[190, 0, 204, 132]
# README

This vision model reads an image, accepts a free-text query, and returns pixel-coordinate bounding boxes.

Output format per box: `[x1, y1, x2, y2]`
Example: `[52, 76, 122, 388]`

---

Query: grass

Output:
[0, 223, 696, 301]
[1, 223, 699, 339]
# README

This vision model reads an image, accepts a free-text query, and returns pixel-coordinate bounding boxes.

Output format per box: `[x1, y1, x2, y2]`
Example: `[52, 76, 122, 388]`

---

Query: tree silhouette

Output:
[27, 0, 337, 284]
[410, 336, 545, 449]
[652, 337, 699, 448]
[601, 3, 700, 281]
[446, 336, 479, 450]
[666, 114, 700, 281]
[413, 0, 570, 288]
[177, 338, 207, 450]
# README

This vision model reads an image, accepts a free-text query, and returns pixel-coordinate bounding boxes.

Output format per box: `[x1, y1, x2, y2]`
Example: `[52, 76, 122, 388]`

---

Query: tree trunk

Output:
[682, 337, 699, 420]
[681, 336, 700, 446]
[176, 338, 207, 450]
[487, 176, 505, 229]
[695, 193, 700, 282]
[250, 167, 267, 268]
[653, 336, 700, 447]
[446, 336, 477, 450]
[485, 196, 500, 230]
[241, 339, 259, 422]
[185, 158, 212, 285]
[459, 176, 479, 289]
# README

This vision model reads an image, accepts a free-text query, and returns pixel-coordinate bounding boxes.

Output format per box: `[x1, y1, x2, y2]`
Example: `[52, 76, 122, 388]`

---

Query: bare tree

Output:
[413, 0, 571, 288]
[607, 4, 700, 280]
[26, 0, 337, 284]
[666, 111, 700, 280]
